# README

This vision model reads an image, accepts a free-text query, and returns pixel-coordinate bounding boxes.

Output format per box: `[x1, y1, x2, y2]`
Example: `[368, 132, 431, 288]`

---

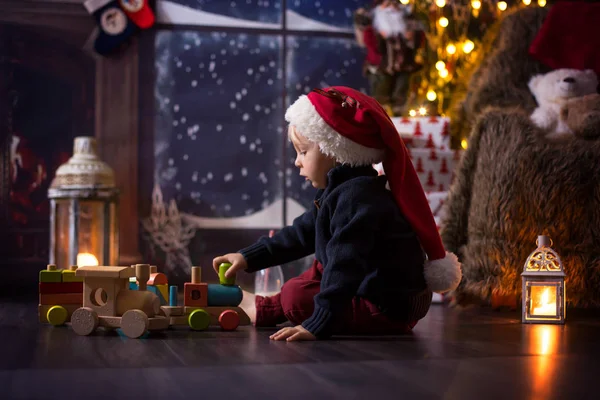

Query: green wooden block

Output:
[39, 269, 63, 283]
[61, 270, 84, 282]
[219, 263, 236, 286]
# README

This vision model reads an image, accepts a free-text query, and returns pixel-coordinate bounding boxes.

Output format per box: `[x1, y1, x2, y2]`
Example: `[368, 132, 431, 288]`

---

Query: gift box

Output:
[392, 116, 451, 150]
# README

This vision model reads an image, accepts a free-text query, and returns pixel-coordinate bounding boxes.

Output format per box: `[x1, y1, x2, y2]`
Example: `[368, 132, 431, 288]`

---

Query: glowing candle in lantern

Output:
[77, 252, 99, 267]
[532, 287, 557, 316]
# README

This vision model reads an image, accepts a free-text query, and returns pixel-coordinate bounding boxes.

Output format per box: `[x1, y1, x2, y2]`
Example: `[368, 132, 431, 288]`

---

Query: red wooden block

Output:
[147, 272, 168, 285]
[40, 293, 82, 305]
[184, 282, 208, 307]
[39, 282, 83, 295]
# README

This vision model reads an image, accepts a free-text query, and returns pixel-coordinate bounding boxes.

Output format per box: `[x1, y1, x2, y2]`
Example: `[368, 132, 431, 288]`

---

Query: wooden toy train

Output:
[38, 263, 250, 338]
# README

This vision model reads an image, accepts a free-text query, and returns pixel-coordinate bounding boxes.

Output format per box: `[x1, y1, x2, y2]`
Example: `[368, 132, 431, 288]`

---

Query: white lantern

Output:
[48, 137, 119, 267]
[521, 235, 566, 324]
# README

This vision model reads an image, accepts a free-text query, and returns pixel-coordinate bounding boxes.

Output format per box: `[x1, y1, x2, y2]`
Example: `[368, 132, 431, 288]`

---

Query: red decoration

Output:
[439, 158, 448, 174]
[414, 121, 423, 137]
[429, 149, 438, 161]
[426, 134, 435, 149]
[415, 157, 424, 173]
[438, 183, 445, 191]
[429, 116, 439, 123]
[426, 171, 436, 188]
[441, 120, 450, 137]
[400, 117, 411, 123]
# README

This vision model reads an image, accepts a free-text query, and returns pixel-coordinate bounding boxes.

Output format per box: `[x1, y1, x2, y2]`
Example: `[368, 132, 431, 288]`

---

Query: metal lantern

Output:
[521, 235, 566, 324]
[48, 137, 119, 267]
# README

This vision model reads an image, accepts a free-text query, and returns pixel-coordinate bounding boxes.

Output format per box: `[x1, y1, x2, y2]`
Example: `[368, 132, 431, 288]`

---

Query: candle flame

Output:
[77, 252, 99, 267]
[532, 287, 556, 316]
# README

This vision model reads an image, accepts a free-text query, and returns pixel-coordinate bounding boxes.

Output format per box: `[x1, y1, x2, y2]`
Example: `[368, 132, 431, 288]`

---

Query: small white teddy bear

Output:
[528, 68, 599, 138]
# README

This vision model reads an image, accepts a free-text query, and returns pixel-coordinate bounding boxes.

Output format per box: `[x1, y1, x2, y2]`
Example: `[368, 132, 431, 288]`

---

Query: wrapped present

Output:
[411, 148, 457, 193]
[392, 116, 451, 150]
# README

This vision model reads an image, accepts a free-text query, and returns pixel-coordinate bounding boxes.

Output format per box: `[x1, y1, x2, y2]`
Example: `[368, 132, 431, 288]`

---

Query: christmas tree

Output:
[402, 0, 556, 121]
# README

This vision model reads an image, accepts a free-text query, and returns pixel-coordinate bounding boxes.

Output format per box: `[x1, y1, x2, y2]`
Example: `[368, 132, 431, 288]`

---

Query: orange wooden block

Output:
[40, 293, 82, 305]
[39, 282, 83, 295]
[147, 272, 168, 285]
[184, 282, 208, 307]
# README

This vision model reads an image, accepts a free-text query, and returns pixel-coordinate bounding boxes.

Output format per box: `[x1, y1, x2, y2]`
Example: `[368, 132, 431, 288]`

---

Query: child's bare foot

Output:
[239, 290, 256, 324]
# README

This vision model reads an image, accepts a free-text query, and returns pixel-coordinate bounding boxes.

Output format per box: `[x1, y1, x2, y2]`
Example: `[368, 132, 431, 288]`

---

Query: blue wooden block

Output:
[207, 284, 243, 307]
[169, 285, 178, 306]
[148, 285, 167, 305]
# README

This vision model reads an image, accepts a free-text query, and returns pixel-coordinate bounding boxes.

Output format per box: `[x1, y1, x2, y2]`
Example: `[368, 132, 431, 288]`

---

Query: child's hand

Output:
[270, 325, 316, 342]
[212, 253, 248, 278]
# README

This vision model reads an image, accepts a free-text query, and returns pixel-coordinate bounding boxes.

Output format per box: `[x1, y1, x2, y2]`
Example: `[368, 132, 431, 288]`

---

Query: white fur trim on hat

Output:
[285, 95, 386, 166]
[424, 252, 462, 294]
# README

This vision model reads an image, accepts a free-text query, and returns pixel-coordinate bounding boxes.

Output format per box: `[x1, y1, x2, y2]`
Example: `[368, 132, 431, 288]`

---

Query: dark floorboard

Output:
[1, 298, 600, 399]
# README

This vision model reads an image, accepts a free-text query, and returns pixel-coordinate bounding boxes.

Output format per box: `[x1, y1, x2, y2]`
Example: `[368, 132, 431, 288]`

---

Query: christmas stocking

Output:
[118, 0, 155, 29]
[84, 0, 137, 56]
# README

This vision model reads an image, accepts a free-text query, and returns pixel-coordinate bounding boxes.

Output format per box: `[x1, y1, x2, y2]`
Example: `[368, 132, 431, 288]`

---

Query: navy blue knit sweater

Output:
[239, 165, 432, 337]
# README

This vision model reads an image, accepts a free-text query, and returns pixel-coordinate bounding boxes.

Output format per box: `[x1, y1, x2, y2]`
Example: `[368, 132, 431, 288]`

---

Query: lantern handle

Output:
[536, 237, 553, 248]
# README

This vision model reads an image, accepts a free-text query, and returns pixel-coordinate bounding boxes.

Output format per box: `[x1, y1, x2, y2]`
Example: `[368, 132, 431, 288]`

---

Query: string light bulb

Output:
[471, 0, 481, 9]
[435, 61, 446, 71]
[523, 0, 532, 5]
[399, 0, 410, 5]
[538, 0, 546, 6]
[426, 90, 437, 101]
[498, 1, 507, 11]
[446, 44, 456, 55]
[435, 0, 446, 7]
[439, 17, 449, 27]
[439, 69, 449, 78]
[461, 139, 468, 149]
[462, 40, 475, 54]
[418, 107, 428, 116]
[409, 109, 417, 117]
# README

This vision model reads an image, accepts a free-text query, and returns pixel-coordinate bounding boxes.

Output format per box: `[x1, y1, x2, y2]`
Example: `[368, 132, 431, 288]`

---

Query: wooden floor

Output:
[2, 296, 600, 400]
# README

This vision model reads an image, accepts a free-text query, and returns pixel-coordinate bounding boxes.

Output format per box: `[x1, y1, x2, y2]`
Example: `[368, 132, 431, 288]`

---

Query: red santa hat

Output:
[285, 86, 462, 294]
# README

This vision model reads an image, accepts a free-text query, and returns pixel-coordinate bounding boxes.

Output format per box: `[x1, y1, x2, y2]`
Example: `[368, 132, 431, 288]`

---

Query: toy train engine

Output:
[70, 264, 169, 339]
[162, 263, 250, 331]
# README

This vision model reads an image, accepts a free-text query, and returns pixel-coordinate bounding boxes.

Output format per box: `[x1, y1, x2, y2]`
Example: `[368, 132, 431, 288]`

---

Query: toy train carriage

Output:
[38, 264, 84, 326]
[161, 264, 250, 331]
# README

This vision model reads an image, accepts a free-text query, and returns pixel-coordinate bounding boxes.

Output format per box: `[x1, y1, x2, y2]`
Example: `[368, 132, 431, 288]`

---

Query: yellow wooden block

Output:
[156, 284, 168, 303]
[62, 269, 84, 282]
[39, 269, 63, 283]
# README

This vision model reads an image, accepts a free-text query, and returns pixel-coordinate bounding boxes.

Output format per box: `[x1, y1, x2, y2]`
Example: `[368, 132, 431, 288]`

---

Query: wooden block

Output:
[147, 273, 168, 286]
[160, 306, 184, 317]
[98, 316, 122, 329]
[184, 282, 208, 307]
[39, 269, 63, 283]
[148, 316, 169, 331]
[156, 284, 169, 303]
[76, 266, 135, 279]
[147, 286, 167, 305]
[169, 315, 189, 326]
[38, 304, 80, 324]
[39, 282, 83, 295]
[40, 293, 82, 305]
[62, 269, 84, 282]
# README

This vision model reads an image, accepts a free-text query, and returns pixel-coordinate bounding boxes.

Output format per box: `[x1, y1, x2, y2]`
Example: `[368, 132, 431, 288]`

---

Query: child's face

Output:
[289, 126, 335, 189]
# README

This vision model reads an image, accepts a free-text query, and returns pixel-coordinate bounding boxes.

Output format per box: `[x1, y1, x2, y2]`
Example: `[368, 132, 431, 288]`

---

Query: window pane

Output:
[286, 0, 371, 30]
[159, 0, 282, 27]
[154, 31, 284, 222]
[285, 35, 368, 208]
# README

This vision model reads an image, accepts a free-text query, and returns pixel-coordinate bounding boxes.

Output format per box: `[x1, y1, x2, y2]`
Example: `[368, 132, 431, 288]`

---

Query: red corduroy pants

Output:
[255, 259, 418, 335]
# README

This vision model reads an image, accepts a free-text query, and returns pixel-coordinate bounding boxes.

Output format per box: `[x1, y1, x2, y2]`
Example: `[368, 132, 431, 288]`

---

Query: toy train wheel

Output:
[47, 305, 68, 326]
[188, 309, 210, 331]
[71, 307, 99, 336]
[121, 309, 150, 339]
[218, 310, 240, 331]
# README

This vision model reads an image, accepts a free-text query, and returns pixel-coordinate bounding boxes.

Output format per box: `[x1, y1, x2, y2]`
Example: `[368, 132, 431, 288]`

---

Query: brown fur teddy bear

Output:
[560, 93, 600, 140]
